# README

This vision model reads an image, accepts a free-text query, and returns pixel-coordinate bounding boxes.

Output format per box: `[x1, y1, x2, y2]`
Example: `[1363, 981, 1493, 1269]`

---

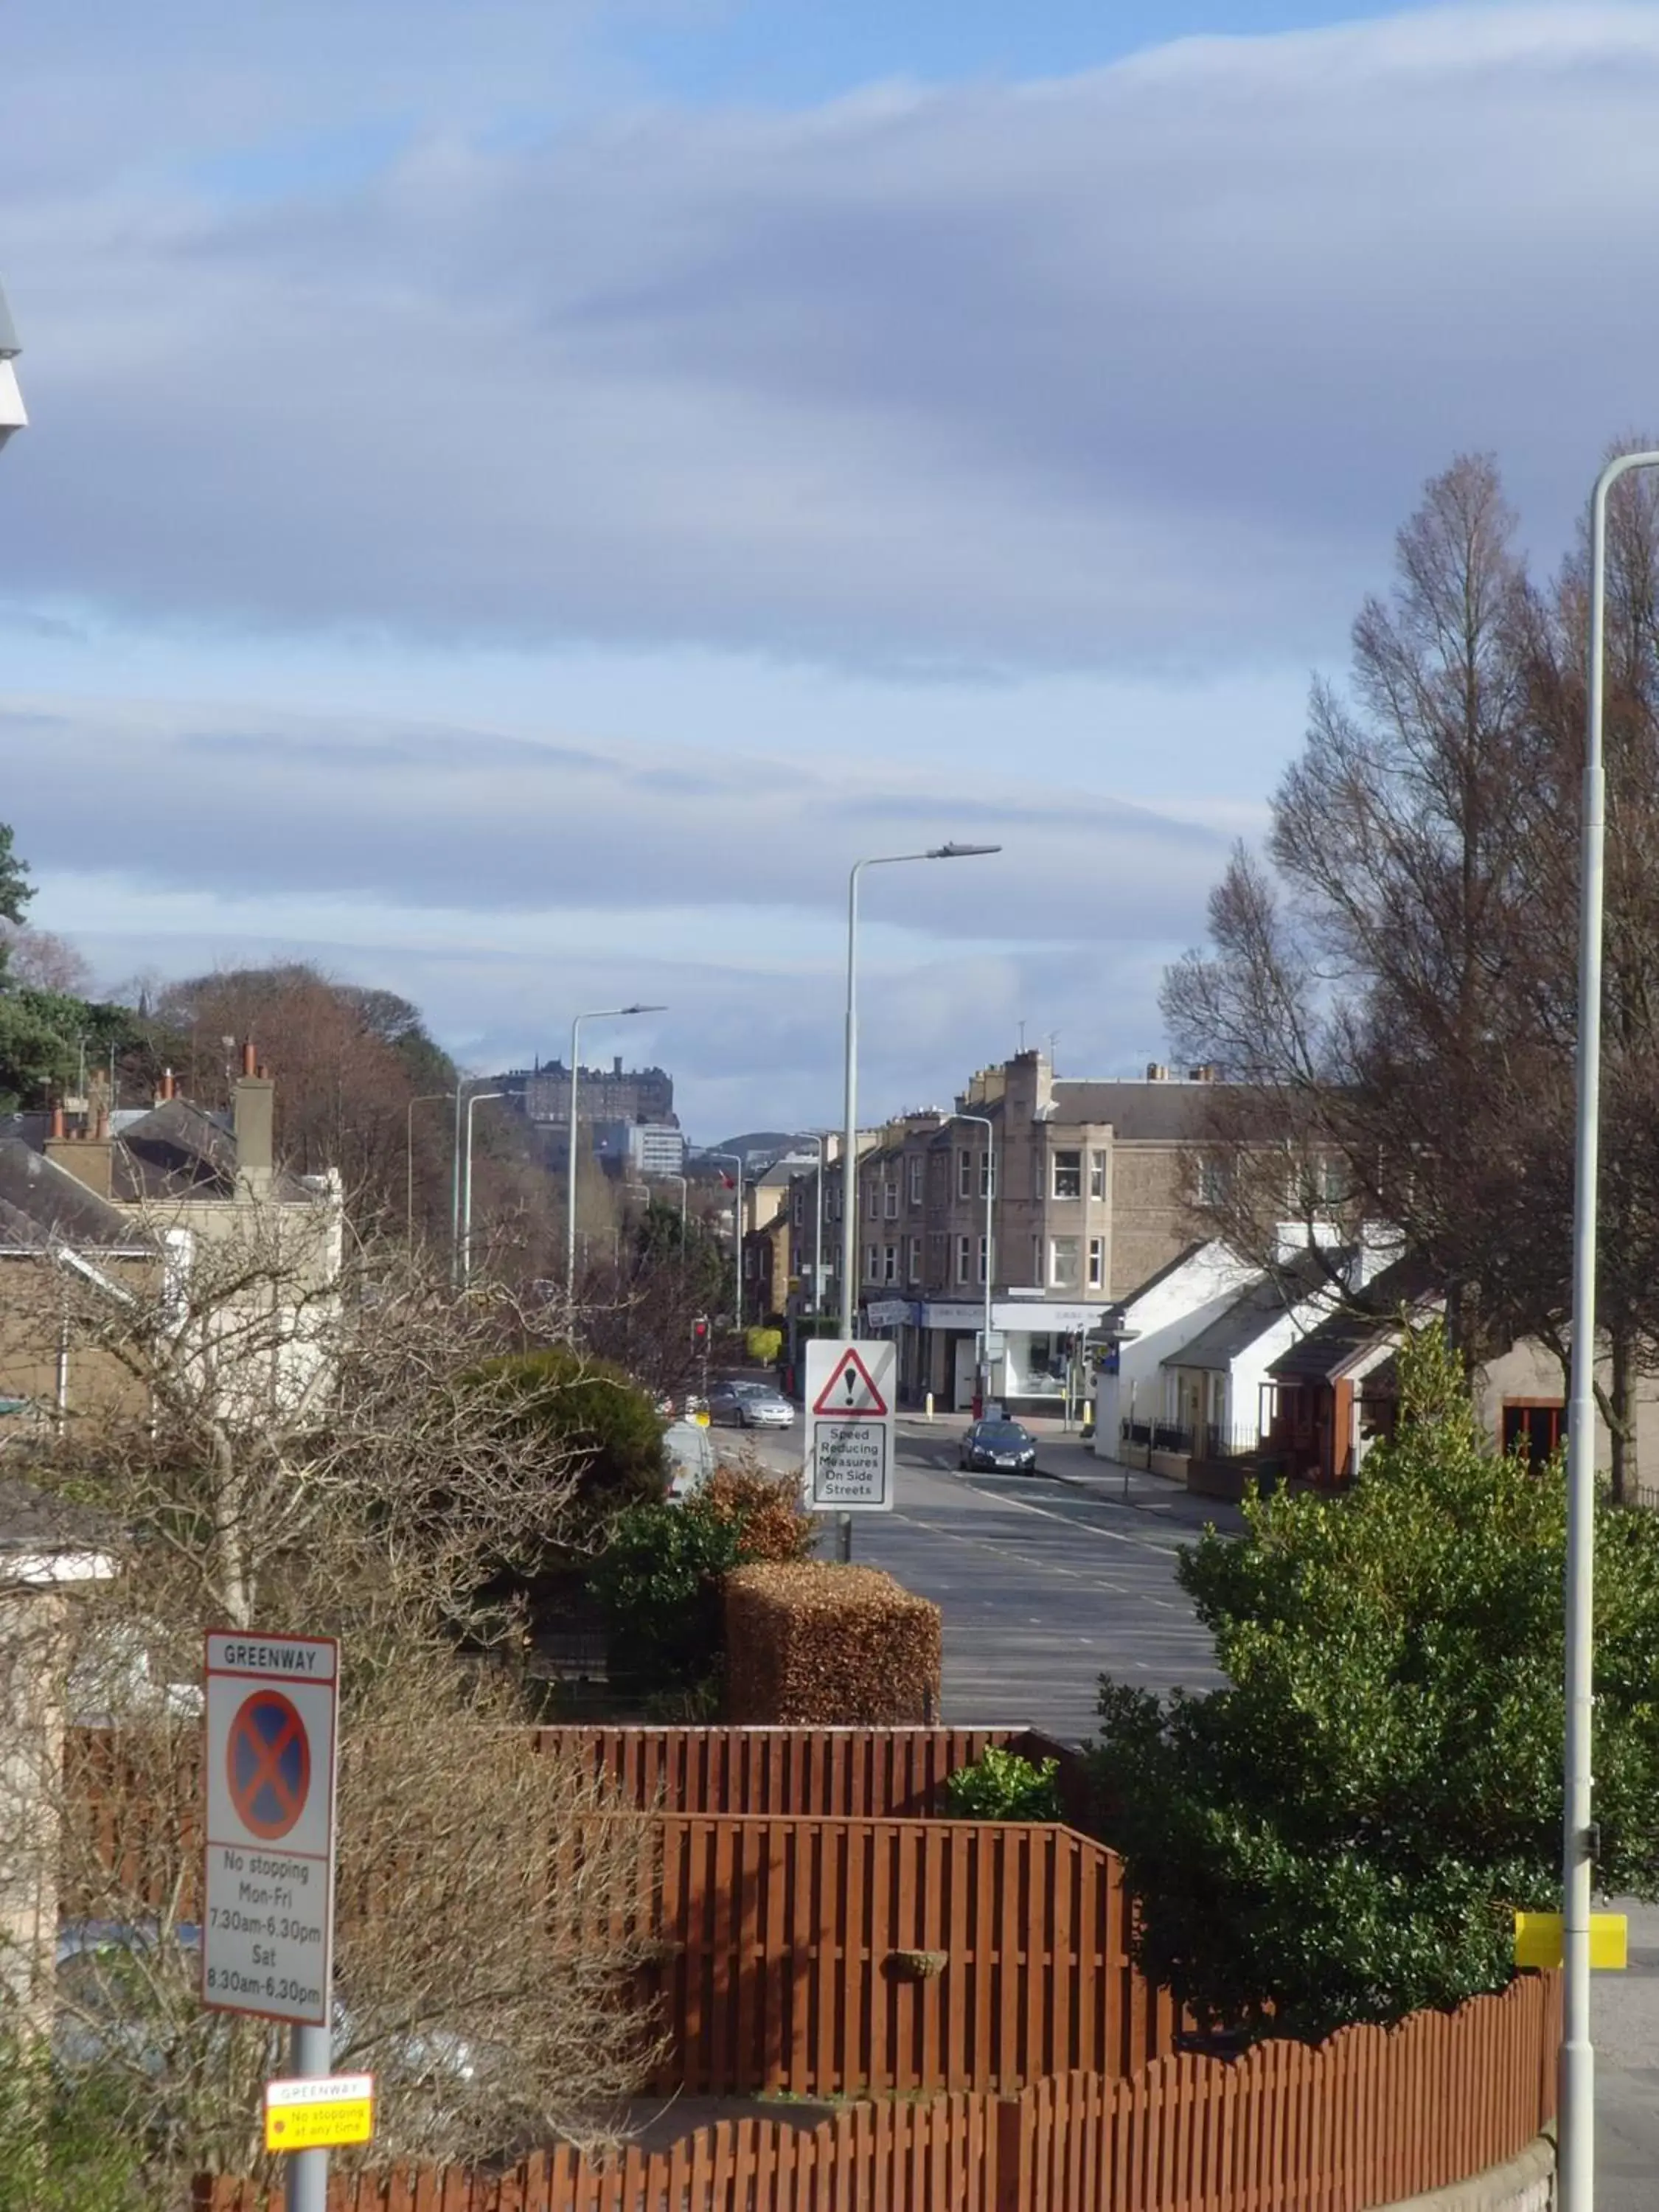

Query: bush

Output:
[468, 1346, 667, 1530]
[724, 1563, 942, 1724]
[699, 1464, 816, 1565]
[942, 1745, 1062, 1823]
[590, 1468, 816, 1694]
[1089, 1322, 1659, 2041]
[745, 1326, 783, 1366]
[590, 1502, 743, 1692]
[0, 2040, 147, 2212]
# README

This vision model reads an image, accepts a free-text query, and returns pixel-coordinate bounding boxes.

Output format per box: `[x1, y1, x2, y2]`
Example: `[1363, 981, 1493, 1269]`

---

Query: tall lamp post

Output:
[952, 1112, 996, 1417]
[563, 1004, 666, 1296]
[839, 844, 1001, 1338]
[709, 1151, 745, 1329]
[459, 1091, 502, 1290]
[1558, 448, 1659, 2212]
[0, 279, 25, 453]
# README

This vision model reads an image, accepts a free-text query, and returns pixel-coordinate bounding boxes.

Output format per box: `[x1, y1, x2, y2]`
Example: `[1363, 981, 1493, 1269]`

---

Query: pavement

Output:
[742, 1408, 1658, 2199]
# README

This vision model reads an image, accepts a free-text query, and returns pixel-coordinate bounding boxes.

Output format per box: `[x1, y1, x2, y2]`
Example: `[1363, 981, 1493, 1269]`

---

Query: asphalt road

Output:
[734, 1411, 1658, 2200]
[740, 1416, 1223, 1742]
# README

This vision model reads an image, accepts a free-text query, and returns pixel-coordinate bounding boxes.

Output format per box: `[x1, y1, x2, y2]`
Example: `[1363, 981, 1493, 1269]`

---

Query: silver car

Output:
[708, 1380, 796, 1429]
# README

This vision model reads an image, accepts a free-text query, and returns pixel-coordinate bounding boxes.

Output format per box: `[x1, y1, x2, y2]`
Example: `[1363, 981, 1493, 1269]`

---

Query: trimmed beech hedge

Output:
[724, 1562, 942, 1724]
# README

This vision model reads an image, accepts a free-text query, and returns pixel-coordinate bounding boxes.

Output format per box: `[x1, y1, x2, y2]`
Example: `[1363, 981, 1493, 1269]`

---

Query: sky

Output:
[4, 1, 1658, 1140]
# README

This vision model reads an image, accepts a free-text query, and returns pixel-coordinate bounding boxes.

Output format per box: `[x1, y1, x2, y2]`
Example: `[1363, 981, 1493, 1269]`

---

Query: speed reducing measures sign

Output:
[805, 1339, 897, 1512]
[202, 1631, 338, 2026]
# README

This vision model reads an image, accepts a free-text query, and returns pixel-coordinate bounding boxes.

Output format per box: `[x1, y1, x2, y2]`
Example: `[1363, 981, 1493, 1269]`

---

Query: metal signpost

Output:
[203, 1632, 341, 2212]
[806, 1339, 897, 1528]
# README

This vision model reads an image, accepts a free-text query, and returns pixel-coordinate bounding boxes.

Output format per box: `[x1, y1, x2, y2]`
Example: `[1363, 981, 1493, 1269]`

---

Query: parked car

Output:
[707, 1380, 796, 1430]
[663, 1418, 717, 1500]
[959, 1419, 1038, 1473]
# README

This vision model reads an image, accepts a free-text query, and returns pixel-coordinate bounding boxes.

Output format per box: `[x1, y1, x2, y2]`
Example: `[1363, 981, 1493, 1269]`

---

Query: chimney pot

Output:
[242, 1037, 257, 1078]
[50, 1104, 65, 1141]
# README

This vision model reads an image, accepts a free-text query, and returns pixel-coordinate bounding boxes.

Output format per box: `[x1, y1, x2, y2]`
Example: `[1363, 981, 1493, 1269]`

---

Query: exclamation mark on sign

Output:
[845, 1367, 857, 1407]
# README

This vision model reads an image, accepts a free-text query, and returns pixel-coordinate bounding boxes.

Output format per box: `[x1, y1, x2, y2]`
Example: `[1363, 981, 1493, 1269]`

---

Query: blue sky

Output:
[2, 1, 1655, 1135]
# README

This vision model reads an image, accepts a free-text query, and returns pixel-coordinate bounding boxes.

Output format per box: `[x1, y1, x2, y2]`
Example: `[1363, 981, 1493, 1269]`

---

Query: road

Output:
[740, 1414, 1225, 1742]
[735, 1410, 1658, 2203]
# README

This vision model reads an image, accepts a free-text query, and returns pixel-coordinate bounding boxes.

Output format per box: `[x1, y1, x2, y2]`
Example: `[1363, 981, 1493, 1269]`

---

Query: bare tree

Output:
[0, 1220, 667, 2197]
[0, 925, 95, 997]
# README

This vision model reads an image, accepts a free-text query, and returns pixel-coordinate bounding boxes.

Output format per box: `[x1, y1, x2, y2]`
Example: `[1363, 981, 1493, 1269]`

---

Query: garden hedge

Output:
[723, 1562, 942, 1724]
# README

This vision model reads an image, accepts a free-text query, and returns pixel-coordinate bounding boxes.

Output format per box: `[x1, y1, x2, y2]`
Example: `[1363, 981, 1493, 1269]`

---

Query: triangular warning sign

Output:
[813, 1347, 888, 1418]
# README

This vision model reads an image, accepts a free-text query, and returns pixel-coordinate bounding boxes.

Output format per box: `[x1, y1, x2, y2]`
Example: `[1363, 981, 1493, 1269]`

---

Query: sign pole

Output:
[287, 2019, 331, 2212]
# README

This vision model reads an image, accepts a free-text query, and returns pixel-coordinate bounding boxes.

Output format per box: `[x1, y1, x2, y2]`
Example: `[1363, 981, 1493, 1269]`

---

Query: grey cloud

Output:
[10, 8, 1659, 675]
[0, 701, 1224, 947]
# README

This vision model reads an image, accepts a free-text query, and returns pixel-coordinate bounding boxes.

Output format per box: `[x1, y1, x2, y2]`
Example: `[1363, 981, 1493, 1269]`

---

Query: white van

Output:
[663, 1419, 717, 1501]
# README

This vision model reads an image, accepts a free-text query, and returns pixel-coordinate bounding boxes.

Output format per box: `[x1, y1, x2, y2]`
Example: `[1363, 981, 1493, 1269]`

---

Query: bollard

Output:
[924, 1391, 934, 1421]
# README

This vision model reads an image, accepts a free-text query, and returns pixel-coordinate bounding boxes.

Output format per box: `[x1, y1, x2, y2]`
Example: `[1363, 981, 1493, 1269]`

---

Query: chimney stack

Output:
[46, 1102, 114, 1198]
[233, 1048, 275, 1200]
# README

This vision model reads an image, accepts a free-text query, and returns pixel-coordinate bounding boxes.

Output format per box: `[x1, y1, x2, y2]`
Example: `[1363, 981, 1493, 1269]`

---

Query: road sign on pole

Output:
[202, 1632, 338, 2027]
[805, 1338, 897, 1512]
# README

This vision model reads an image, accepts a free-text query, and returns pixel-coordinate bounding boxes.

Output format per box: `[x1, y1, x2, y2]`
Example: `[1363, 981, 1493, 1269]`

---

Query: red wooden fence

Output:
[193, 1972, 1560, 2212]
[644, 1812, 1177, 2095]
[532, 1724, 1077, 1820]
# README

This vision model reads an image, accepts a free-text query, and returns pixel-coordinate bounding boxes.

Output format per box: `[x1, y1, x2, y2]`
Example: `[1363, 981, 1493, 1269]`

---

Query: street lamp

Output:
[563, 1004, 666, 1295]
[952, 1112, 996, 1416]
[839, 844, 1001, 1338]
[709, 1151, 744, 1328]
[459, 1091, 502, 1290]
[0, 281, 25, 455]
[1557, 447, 1659, 2212]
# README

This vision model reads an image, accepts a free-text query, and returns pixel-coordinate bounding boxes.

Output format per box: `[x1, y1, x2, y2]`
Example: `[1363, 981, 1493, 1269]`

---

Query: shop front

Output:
[919, 1299, 1114, 1416]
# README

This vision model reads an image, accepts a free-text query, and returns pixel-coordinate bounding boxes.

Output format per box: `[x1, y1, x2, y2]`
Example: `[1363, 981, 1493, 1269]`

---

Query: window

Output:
[956, 1234, 972, 1284]
[865, 1244, 880, 1282]
[1052, 1150, 1082, 1200]
[1089, 1150, 1106, 1201]
[882, 1244, 899, 1285]
[793, 1186, 804, 1226]
[929, 1231, 947, 1280]
[1316, 1155, 1348, 1206]
[883, 1180, 899, 1220]
[1050, 1236, 1080, 1290]
[907, 1236, 922, 1283]
[977, 1234, 989, 1285]
[1088, 1236, 1105, 1290]
[979, 1150, 996, 1198]
[867, 1183, 880, 1220]
[958, 1148, 973, 1199]
[909, 1155, 923, 1207]
[1032, 1233, 1043, 1280]
[1197, 1155, 1231, 1208]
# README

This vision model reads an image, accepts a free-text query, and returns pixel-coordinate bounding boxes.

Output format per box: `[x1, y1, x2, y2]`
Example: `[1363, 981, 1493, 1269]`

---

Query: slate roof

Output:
[0, 1475, 114, 1556]
[1162, 1251, 1338, 1373]
[0, 1139, 155, 1253]
[1266, 1256, 1441, 1382]
[1048, 1080, 1223, 1141]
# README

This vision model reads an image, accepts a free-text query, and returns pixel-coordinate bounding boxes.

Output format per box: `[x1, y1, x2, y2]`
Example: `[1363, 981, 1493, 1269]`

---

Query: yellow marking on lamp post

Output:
[1513, 1913, 1627, 1972]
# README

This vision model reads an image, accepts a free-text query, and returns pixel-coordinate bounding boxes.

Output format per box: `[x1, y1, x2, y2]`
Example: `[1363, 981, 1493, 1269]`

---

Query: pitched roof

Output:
[1266, 1256, 1441, 1382]
[111, 1101, 312, 1203]
[1048, 1080, 1222, 1141]
[0, 1139, 155, 1253]
[1163, 1251, 1335, 1372]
